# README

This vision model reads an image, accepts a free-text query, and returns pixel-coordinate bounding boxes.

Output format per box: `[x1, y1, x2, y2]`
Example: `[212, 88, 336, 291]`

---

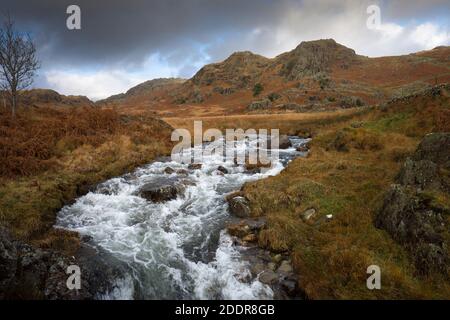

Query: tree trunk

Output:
[11, 91, 16, 117]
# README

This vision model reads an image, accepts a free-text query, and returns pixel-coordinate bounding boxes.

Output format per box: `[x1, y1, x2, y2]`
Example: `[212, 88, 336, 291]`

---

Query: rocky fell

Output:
[99, 39, 450, 116]
[19, 89, 94, 108]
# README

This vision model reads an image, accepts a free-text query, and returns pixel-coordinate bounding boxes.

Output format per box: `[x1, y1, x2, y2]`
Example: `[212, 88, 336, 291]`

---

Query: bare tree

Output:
[0, 16, 39, 117]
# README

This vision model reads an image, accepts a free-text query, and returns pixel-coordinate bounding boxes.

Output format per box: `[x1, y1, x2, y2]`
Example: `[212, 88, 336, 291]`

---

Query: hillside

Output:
[97, 78, 185, 106]
[213, 84, 450, 299]
[18, 89, 94, 108]
[99, 39, 450, 117]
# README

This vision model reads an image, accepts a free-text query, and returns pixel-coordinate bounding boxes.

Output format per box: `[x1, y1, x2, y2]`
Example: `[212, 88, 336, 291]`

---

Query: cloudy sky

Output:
[1, 0, 449, 100]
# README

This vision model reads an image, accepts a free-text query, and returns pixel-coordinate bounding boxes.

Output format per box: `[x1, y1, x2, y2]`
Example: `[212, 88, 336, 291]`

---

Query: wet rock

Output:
[176, 169, 189, 175]
[227, 223, 250, 238]
[375, 133, 450, 276]
[138, 177, 185, 203]
[227, 196, 251, 218]
[0, 227, 124, 300]
[279, 135, 292, 149]
[81, 235, 93, 243]
[246, 219, 266, 232]
[95, 182, 121, 195]
[271, 254, 283, 264]
[296, 140, 310, 152]
[180, 179, 196, 187]
[250, 263, 265, 276]
[280, 278, 298, 296]
[267, 262, 277, 271]
[164, 167, 175, 174]
[188, 163, 203, 170]
[73, 244, 130, 300]
[242, 234, 257, 243]
[244, 166, 261, 174]
[300, 208, 316, 222]
[259, 270, 279, 285]
[217, 166, 229, 174]
[277, 260, 294, 275]
[267, 134, 291, 149]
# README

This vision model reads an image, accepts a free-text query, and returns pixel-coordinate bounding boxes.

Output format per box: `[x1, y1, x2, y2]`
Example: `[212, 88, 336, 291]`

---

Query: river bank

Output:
[54, 135, 310, 299]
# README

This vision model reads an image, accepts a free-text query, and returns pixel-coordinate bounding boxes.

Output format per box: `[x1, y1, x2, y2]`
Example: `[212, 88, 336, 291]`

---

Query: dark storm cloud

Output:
[0, 0, 288, 68]
[1, 0, 449, 68]
[1, 0, 448, 99]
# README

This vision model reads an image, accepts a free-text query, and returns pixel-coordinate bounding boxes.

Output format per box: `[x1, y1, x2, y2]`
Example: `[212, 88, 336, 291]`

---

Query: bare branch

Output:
[0, 15, 40, 116]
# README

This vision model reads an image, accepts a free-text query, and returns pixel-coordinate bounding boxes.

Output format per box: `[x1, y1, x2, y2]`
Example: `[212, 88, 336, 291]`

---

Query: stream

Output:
[55, 136, 310, 299]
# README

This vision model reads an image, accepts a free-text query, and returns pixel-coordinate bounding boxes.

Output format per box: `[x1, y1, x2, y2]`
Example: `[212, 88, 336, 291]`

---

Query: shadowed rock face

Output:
[0, 227, 126, 299]
[375, 133, 450, 276]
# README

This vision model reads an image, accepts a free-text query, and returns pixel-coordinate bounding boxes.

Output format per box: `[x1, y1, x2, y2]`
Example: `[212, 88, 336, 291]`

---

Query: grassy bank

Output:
[0, 107, 173, 252]
[164, 108, 369, 135]
[239, 88, 449, 299]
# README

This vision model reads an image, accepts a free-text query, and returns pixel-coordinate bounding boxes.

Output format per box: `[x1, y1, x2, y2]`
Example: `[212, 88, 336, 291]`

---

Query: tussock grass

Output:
[0, 107, 173, 248]
[240, 92, 450, 299]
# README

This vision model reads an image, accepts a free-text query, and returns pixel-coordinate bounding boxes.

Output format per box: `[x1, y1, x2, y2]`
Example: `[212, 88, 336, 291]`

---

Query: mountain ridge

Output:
[98, 39, 450, 116]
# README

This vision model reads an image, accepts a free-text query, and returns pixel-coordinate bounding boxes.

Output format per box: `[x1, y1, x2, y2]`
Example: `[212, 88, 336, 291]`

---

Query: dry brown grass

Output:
[0, 107, 174, 246]
[164, 108, 368, 135]
[0, 107, 172, 178]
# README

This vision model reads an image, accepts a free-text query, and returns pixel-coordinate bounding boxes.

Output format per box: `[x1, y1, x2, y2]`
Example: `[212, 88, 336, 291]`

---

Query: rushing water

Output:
[56, 136, 310, 299]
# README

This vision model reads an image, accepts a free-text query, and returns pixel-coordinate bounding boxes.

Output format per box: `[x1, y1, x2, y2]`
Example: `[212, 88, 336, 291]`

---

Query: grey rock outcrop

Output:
[375, 133, 450, 276]
[247, 99, 271, 111]
[0, 227, 125, 299]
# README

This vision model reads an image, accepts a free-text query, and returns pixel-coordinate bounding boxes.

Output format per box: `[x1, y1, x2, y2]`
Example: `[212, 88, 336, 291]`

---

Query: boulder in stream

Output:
[227, 195, 251, 218]
[188, 163, 203, 170]
[164, 167, 175, 174]
[217, 166, 229, 174]
[266, 134, 292, 149]
[138, 177, 185, 203]
[279, 135, 292, 149]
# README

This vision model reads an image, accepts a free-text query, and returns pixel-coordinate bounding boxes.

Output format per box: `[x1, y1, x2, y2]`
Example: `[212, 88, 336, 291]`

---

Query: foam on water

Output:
[56, 136, 310, 299]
